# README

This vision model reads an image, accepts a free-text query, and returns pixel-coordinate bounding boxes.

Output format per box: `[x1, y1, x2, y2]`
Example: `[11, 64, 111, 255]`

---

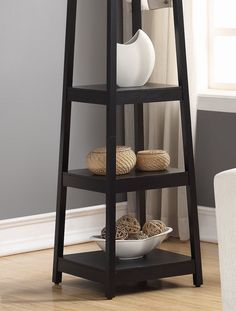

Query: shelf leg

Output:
[52, 187, 67, 284]
[105, 188, 116, 300]
[132, 0, 146, 227]
[52, 0, 77, 285]
[105, 0, 118, 300]
[134, 100, 146, 227]
[185, 185, 203, 287]
[136, 191, 146, 227]
[173, 0, 203, 286]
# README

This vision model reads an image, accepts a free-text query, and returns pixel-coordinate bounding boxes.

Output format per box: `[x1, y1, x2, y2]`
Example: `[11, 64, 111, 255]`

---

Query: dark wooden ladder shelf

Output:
[52, 0, 203, 300]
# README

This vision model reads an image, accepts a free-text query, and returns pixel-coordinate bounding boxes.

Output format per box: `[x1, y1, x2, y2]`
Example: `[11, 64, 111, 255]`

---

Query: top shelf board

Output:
[67, 83, 182, 105]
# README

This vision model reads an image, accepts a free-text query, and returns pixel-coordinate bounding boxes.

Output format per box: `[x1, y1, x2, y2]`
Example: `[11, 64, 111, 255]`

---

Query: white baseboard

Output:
[131, 206, 218, 243]
[198, 206, 217, 243]
[0, 202, 127, 257]
[0, 203, 216, 257]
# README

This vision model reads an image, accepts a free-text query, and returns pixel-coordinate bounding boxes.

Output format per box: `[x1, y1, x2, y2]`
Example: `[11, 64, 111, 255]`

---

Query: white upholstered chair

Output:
[214, 169, 236, 311]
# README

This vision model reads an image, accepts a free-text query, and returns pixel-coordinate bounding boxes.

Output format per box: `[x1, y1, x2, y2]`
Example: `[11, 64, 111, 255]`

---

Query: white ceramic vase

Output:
[117, 29, 156, 87]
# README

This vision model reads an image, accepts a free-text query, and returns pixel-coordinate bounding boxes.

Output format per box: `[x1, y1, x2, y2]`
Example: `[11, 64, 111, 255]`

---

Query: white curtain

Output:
[123, 1, 197, 240]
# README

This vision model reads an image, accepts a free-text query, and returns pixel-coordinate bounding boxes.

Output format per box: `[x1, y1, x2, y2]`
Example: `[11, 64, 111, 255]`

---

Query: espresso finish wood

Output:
[67, 83, 182, 105]
[105, 0, 117, 299]
[58, 249, 195, 284]
[173, 0, 203, 286]
[52, 0, 77, 285]
[53, 0, 203, 299]
[132, 0, 146, 227]
[63, 168, 189, 193]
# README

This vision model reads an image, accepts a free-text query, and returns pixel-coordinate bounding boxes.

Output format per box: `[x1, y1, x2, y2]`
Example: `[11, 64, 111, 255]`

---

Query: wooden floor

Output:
[0, 239, 222, 311]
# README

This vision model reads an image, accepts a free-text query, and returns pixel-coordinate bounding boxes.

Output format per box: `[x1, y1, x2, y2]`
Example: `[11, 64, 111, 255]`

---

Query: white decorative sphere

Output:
[117, 29, 155, 87]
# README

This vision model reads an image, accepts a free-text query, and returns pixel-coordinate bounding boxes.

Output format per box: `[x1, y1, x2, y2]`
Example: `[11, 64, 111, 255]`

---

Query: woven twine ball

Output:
[86, 146, 136, 176]
[136, 150, 170, 171]
[116, 215, 141, 234]
[142, 220, 167, 237]
[127, 231, 148, 240]
[101, 225, 128, 240]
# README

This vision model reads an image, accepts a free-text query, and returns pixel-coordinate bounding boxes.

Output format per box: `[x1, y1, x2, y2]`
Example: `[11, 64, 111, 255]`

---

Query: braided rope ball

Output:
[101, 225, 128, 240]
[116, 215, 141, 234]
[142, 220, 166, 237]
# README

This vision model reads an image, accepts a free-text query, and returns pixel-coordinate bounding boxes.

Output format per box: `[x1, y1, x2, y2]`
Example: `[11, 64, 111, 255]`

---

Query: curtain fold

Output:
[123, 0, 197, 241]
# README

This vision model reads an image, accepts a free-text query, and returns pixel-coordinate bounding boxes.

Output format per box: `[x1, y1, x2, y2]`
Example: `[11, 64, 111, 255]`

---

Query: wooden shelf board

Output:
[63, 168, 189, 193]
[58, 249, 195, 284]
[68, 83, 182, 105]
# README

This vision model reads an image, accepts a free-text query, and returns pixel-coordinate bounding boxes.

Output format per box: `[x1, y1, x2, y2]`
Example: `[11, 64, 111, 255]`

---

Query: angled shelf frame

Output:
[67, 83, 182, 105]
[63, 168, 189, 193]
[52, 0, 203, 300]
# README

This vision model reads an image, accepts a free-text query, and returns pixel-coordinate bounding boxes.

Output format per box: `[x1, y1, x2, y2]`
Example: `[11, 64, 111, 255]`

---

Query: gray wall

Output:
[195, 110, 236, 207]
[0, 0, 123, 220]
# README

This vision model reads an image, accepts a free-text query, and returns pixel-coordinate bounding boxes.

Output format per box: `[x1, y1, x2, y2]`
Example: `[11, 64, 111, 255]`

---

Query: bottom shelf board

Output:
[58, 249, 195, 284]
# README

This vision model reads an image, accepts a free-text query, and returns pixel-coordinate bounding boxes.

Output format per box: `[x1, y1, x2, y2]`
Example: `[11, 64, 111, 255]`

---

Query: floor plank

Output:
[0, 239, 222, 310]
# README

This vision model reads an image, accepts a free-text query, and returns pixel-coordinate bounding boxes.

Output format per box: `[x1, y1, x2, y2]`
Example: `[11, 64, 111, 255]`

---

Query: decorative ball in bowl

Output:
[86, 146, 136, 176]
[91, 227, 173, 260]
[91, 216, 172, 260]
[136, 150, 170, 171]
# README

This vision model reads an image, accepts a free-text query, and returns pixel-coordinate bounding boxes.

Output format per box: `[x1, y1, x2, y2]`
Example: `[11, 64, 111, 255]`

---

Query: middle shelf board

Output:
[63, 168, 189, 193]
[58, 249, 195, 284]
[67, 83, 182, 105]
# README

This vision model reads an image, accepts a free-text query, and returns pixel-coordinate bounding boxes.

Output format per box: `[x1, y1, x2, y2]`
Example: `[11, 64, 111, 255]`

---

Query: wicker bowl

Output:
[86, 146, 136, 176]
[136, 150, 170, 171]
